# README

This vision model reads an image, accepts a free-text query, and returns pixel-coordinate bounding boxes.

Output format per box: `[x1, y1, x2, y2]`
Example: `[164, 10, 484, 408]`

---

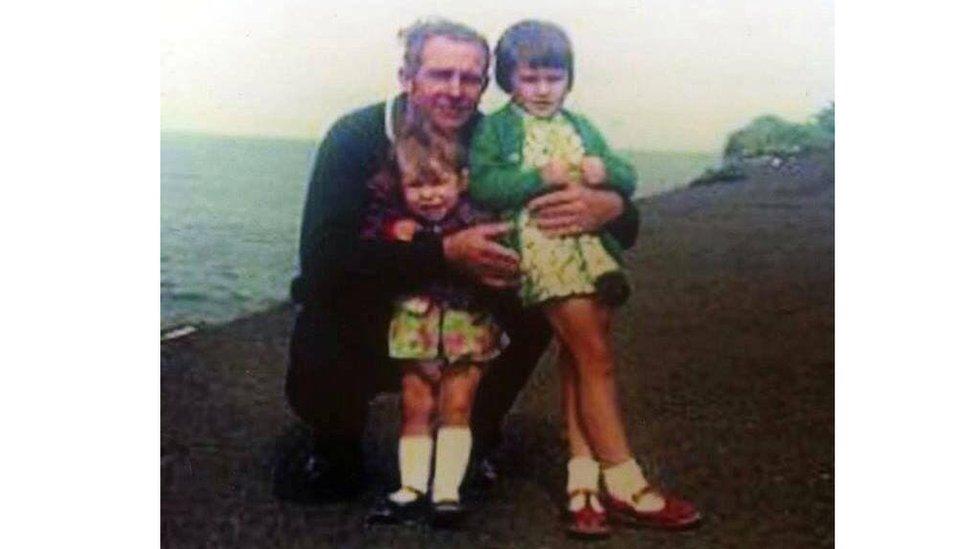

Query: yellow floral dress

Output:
[516, 113, 622, 306]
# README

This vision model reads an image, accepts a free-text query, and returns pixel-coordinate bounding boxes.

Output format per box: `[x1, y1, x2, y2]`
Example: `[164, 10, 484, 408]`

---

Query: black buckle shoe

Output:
[366, 490, 428, 525]
[431, 499, 466, 528]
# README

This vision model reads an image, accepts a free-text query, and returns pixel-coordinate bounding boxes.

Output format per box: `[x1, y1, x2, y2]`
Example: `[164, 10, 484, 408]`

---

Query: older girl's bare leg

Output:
[545, 297, 631, 464]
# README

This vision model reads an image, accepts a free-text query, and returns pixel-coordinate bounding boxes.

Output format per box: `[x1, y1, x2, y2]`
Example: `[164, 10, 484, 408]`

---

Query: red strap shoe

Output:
[566, 489, 612, 539]
[602, 486, 702, 530]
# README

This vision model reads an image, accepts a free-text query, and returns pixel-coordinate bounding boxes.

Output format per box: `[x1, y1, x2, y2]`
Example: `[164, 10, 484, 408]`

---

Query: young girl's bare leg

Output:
[390, 366, 437, 504]
[432, 364, 483, 504]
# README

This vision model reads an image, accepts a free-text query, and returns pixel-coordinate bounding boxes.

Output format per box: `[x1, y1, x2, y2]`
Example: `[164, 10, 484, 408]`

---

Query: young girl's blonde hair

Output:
[394, 120, 466, 191]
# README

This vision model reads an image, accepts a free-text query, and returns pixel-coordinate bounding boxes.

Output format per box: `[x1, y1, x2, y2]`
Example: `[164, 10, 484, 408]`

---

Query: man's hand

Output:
[580, 156, 607, 186]
[442, 222, 520, 288]
[527, 186, 625, 238]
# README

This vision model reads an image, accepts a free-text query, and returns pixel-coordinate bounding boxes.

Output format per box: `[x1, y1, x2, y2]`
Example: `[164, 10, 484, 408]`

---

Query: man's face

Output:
[403, 36, 487, 135]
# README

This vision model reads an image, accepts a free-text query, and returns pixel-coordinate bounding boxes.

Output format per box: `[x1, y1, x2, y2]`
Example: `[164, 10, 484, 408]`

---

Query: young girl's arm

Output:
[576, 116, 637, 198]
[468, 118, 546, 211]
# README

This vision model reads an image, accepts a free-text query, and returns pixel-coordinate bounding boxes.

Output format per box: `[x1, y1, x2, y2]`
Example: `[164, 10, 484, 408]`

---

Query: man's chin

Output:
[431, 110, 471, 132]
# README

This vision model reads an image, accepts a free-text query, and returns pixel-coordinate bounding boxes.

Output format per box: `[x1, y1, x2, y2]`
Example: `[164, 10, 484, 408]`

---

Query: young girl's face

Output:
[511, 64, 570, 118]
[401, 164, 463, 222]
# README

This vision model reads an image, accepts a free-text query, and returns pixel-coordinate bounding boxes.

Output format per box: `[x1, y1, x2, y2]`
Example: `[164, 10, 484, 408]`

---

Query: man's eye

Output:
[460, 74, 483, 86]
[427, 70, 453, 81]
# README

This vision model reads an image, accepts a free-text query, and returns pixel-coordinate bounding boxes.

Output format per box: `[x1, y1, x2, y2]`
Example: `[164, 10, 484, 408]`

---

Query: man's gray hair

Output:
[398, 18, 490, 79]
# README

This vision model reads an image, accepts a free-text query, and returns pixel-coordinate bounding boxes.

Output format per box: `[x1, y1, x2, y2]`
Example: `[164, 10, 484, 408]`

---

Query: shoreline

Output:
[159, 166, 716, 337]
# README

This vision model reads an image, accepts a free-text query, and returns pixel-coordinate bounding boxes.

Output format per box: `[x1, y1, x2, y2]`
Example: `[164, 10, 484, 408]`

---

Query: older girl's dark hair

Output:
[494, 20, 574, 94]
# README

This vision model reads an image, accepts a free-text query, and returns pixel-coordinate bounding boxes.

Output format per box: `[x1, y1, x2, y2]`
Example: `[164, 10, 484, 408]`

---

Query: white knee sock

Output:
[431, 426, 472, 503]
[566, 455, 603, 512]
[389, 434, 432, 504]
[602, 458, 664, 512]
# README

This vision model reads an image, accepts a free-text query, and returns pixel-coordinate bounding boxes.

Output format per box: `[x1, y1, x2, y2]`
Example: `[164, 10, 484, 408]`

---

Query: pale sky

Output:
[161, 0, 833, 152]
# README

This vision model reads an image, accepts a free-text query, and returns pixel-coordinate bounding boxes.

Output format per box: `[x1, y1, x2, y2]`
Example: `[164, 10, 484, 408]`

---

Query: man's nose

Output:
[447, 74, 462, 97]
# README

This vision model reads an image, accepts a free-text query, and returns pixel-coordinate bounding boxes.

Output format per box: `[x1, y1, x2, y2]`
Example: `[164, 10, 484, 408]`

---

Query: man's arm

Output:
[603, 196, 639, 250]
[294, 107, 522, 305]
[527, 187, 640, 250]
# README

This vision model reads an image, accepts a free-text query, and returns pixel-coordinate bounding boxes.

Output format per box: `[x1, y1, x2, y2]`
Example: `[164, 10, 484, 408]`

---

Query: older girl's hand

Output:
[580, 156, 607, 186]
[540, 159, 572, 187]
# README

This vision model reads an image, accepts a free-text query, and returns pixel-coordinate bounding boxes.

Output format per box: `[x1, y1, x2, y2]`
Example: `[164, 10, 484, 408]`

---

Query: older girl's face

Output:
[511, 64, 570, 118]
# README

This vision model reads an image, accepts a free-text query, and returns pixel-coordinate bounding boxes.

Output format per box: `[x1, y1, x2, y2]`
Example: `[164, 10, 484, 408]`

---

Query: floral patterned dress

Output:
[516, 112, 622, 306]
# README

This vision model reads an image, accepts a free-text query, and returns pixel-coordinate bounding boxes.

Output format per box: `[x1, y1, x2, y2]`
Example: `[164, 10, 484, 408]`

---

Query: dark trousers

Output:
[285, 289, 552, 467]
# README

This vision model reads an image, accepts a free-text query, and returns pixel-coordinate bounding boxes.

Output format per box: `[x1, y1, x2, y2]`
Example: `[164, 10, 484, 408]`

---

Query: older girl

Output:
[469, 20, 700, 538]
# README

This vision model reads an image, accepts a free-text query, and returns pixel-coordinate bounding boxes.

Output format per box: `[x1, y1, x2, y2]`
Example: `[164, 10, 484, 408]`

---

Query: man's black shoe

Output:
[273, 450, 365, 504]
[465, 456, 498, 490]
[366, 494, 428, 525]
[431, 499, 467, 528]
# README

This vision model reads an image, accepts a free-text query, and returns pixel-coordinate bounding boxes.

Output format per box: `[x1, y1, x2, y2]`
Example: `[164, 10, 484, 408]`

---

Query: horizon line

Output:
[160, 129, 719, 156]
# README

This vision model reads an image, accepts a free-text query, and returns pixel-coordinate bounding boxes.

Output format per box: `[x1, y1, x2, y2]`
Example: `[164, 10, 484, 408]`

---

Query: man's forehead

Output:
[419, 35, 487, 70]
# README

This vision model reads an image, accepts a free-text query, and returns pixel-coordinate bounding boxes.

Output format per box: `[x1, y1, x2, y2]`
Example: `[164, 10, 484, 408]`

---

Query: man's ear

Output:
[398, 68, 413, 94]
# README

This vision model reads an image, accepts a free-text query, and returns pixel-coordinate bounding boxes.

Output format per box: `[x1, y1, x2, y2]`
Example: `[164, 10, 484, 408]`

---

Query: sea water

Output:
[160, 132, 716, 329]
[161, 133, 315, 328]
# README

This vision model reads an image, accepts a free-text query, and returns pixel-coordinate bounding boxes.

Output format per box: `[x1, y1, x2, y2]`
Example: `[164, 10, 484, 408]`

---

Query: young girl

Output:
[469, 20, 700, 538]
[362, 121, 507, 526]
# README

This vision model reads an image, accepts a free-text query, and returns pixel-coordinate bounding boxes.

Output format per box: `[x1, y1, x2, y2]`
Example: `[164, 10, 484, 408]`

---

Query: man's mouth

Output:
[435, 105, 466, 120]
[433, 98, 472, 117]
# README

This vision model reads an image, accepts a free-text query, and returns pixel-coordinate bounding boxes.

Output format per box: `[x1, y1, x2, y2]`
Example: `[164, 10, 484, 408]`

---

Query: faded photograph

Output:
[162, 1, 834, 546]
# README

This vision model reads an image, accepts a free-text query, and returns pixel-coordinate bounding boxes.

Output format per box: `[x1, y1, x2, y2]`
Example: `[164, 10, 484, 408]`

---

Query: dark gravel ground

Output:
[161, 150, 834, 547]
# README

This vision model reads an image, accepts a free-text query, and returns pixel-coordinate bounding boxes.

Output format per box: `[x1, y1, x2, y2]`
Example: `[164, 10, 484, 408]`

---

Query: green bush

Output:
[814, 102, 834, 134]
[723, 106, 834, 160]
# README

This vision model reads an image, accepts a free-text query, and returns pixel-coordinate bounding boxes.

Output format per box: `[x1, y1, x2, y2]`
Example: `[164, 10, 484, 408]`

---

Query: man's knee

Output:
[286, 307, 374, 432]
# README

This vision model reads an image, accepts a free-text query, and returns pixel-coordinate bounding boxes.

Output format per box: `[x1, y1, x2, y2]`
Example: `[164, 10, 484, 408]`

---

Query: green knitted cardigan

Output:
[468, 102, 637, 260]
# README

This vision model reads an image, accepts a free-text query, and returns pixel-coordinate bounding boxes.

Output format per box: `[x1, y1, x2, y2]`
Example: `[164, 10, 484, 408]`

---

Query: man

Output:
[283, 18, 639, 501]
